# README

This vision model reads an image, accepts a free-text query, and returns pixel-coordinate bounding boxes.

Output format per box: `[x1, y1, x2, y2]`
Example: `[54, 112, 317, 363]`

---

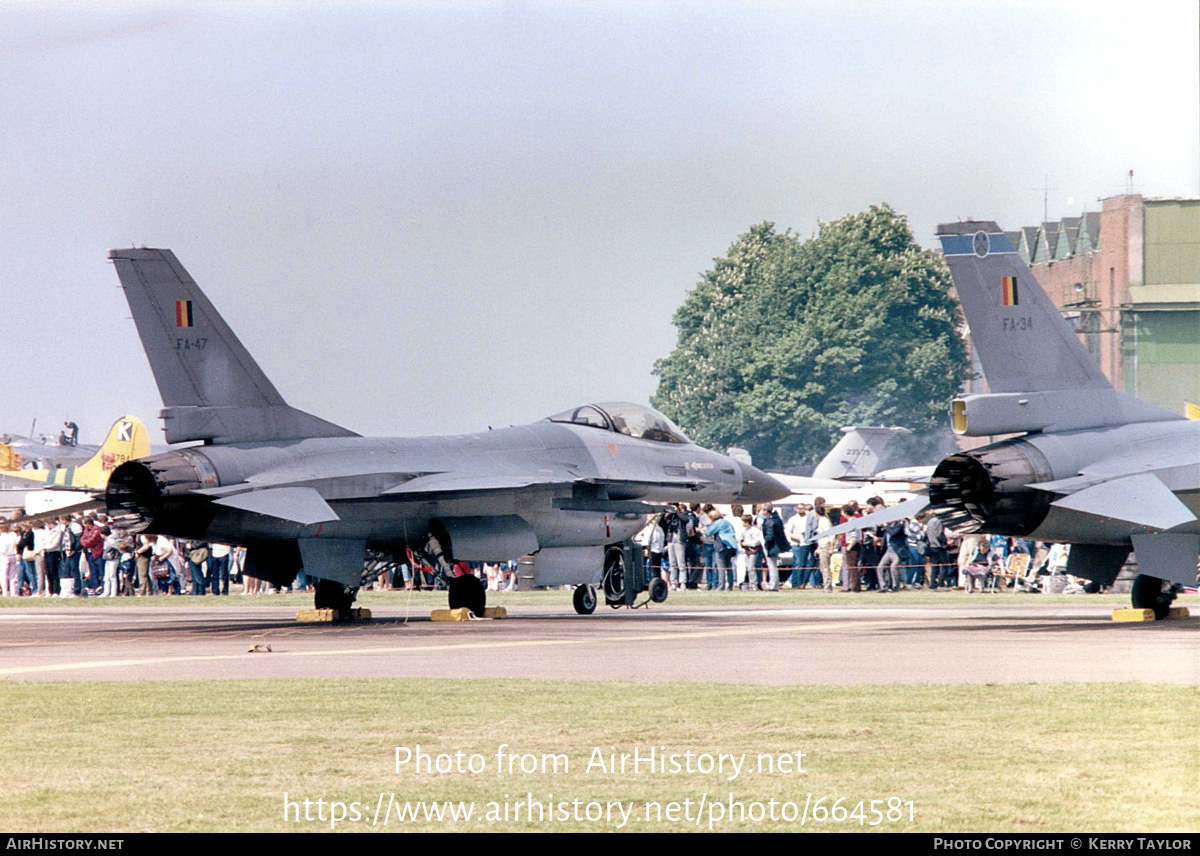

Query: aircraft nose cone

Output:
[738, 463, 789, 504]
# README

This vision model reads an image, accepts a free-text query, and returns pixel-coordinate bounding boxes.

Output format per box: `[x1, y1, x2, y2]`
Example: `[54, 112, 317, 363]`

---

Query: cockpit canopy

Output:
[547, 402, 692, 445]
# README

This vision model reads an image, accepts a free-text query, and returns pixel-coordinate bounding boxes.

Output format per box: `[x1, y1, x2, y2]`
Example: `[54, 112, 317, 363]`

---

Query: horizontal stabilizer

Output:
[160, 405, 356, 446]
[1048, 474, 1196, 531]
[820, 496, 930, 542]
[213, 486, 340, 525]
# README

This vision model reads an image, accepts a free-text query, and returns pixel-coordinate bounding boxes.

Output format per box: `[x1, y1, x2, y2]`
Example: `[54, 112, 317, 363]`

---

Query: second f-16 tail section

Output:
[936, 222, 1180, 435]
[810, 425, 910, 480]
[109, 249, 358, 445]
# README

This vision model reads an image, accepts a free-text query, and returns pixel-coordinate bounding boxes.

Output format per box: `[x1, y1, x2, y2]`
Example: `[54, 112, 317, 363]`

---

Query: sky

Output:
[0, 0, 1196, 446]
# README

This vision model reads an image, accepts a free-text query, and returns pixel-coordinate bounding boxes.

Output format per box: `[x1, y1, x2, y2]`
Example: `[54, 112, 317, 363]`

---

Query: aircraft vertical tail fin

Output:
[936, 222, 1179, 435]
[109, 249, 358, 445]
[66, 416, 151, 488]
[811, 426, 910, 480]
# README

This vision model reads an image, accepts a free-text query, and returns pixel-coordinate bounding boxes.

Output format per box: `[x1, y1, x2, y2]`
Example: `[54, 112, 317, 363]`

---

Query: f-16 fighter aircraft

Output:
[104, 249, 786, 617]
[826, 222, 1198, 618]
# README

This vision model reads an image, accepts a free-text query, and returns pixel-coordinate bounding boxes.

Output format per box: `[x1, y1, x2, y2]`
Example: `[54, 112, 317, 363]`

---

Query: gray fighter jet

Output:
[103, 248, 786, 616]
[826, 222, 1198, 617]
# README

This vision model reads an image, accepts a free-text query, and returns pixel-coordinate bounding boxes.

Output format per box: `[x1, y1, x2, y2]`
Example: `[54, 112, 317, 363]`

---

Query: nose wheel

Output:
[573, 584, 597, 615]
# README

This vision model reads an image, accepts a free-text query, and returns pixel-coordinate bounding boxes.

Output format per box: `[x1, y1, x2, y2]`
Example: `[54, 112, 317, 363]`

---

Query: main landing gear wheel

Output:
[1131, 574, 1175, 620]
[313, 578, 354, 618]
[648, 577, 669, 604]
[447, 574, 487, 617]
[573, 584, 597, 615]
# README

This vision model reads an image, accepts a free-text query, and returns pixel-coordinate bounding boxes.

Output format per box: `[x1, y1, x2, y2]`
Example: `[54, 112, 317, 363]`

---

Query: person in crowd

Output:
[905, 516, 926, 587]
[101, 524, 120, 597]
[208, 543, 232, 595]
[685, 503, 705, 589]
[785, 503, 811, 589]
[728, 505, 746, 589]
[876, 517, 907, 592]
[759, 502, 787, 592]
[0, 522, 18, 597]
[153, 535, 182, 595]
[136, 535, 154, 596]
[665, 503, 688, 591]
[43, 517, 63, 597]
[840, 501, 863, 592]
[17, 523, 37, 596]
[858, 497, 884, 590]
[185, 541, 210, 595]
[79, 516, 105, 596]
[814, 500, 834, 592]
[739, 514, 763, 590]
[704, 505, 738, 591]
[924, 511, 954, 590]
[962, 537, 991, 592]
[63, 515, 83, 596]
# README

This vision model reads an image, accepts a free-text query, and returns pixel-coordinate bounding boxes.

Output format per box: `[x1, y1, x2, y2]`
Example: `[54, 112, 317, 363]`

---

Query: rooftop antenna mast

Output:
[1027, 175, 1059, 222]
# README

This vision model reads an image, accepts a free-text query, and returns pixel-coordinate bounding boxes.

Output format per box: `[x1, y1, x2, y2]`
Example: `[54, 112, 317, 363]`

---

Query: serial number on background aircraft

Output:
[175, 338, 209, 351]
[1002, 317, 1034, 332]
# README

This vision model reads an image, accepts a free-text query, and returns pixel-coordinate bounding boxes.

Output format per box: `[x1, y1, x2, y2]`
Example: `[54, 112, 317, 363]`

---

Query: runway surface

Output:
[0, 601, 1195, 684]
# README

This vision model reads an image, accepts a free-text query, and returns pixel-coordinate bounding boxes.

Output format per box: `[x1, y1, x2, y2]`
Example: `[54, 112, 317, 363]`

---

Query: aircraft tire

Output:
[573, 584, 597, 615]
[448, 574, 487, 617]
[1130, 574, 1172, 620]
[648, 577, 669, 603]
[313, 579, 353, 618]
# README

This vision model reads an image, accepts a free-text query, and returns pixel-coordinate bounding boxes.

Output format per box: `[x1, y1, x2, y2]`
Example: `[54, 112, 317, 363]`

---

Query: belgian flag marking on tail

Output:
[1001, 276, 1019, 306]
[175, 300, 194, 328]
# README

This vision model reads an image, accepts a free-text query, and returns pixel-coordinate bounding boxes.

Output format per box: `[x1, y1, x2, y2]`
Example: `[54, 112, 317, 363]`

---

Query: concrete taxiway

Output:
[0, 601, 1195, 684]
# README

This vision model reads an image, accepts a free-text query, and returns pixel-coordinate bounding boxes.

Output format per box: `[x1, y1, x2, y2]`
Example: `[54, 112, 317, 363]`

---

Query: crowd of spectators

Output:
[640, 498, 1093, 594]
[0, 499, 1094, 599]
[0, 511, 291, 597]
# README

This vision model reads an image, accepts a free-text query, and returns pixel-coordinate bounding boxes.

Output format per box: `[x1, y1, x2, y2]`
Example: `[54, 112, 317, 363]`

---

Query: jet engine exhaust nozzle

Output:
[927, 440, 1053, 536]
[105, 450, 214, 537]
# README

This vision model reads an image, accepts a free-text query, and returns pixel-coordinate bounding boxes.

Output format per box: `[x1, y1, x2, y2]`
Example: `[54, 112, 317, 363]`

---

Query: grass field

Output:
[0, 680, 1196, 832]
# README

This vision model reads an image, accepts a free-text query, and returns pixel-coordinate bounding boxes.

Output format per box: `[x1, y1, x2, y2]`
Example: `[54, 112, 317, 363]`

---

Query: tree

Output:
[651, 205, 969, 469]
